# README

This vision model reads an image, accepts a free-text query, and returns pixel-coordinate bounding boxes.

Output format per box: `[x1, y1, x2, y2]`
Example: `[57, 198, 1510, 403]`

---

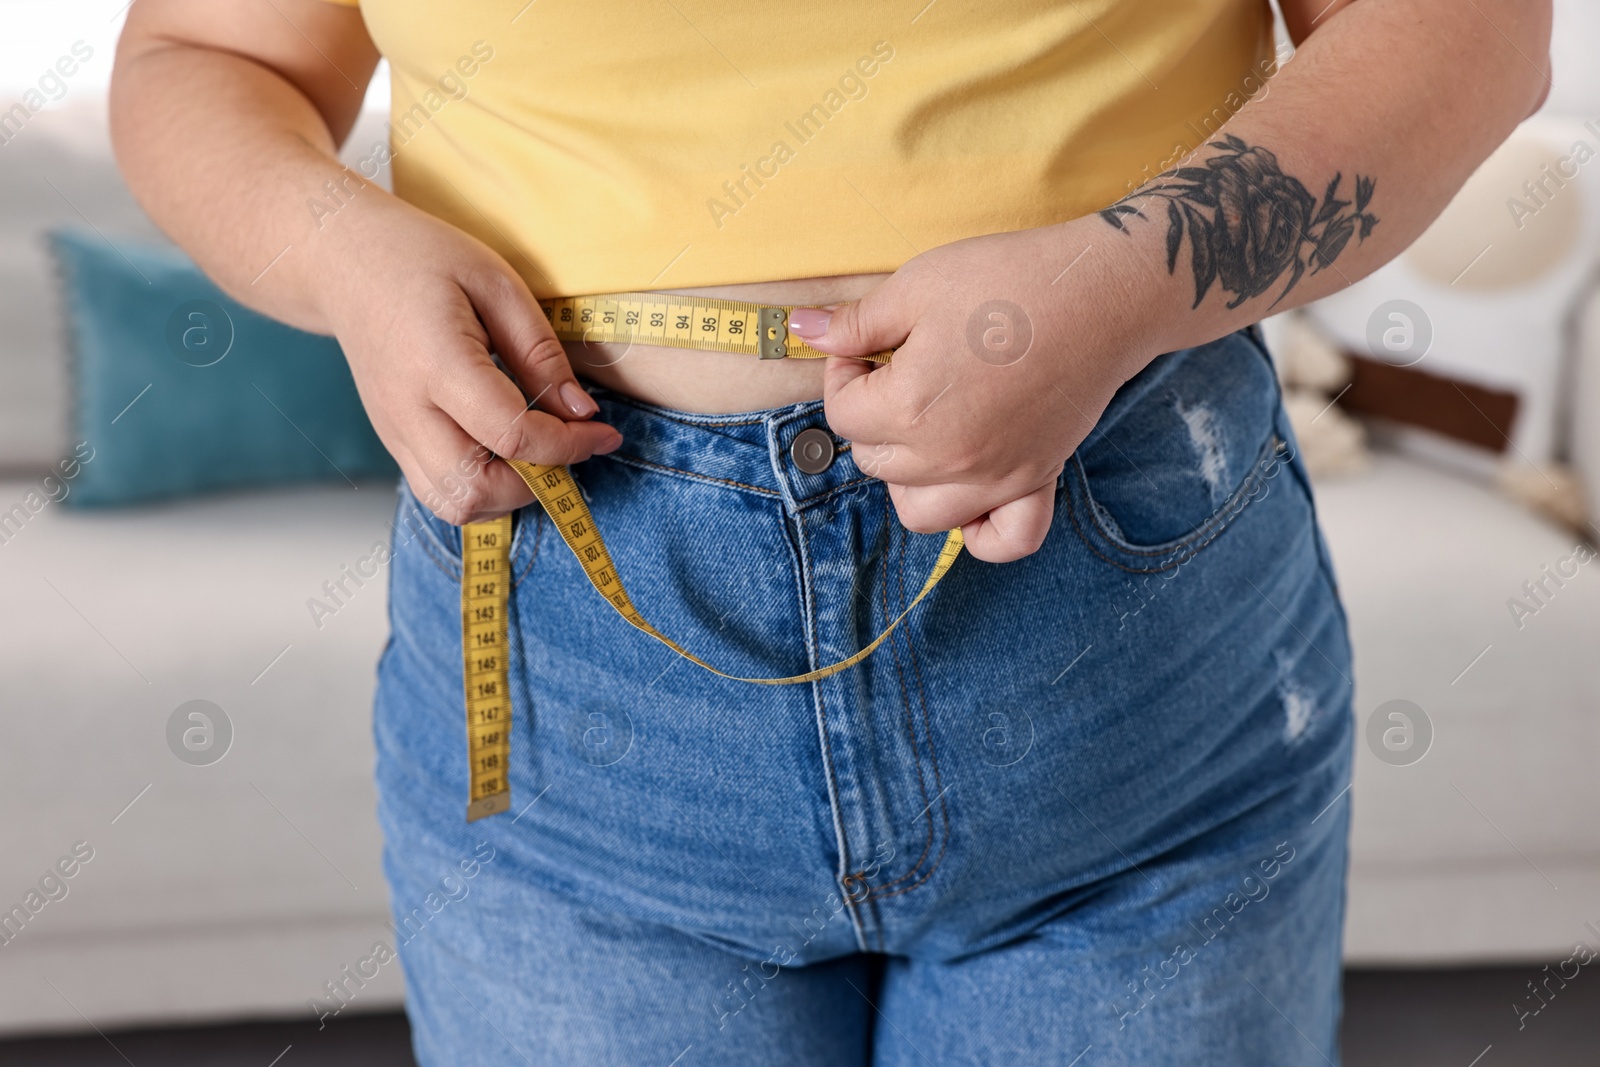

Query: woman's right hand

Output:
[313, 190, 621, 525]
[113, 0, 611, 525]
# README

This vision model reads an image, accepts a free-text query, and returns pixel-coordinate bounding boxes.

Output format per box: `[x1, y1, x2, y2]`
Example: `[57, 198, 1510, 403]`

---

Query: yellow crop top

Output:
[323, 0, 1275, 297]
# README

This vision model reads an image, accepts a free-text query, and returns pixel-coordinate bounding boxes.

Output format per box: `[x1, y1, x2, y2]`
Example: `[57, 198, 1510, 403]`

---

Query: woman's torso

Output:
[560, 274, 884, 412]
[344, 0, 1274, 409]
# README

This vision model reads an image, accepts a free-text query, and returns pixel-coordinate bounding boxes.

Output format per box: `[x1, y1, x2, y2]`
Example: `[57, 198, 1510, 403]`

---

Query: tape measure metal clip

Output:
[757, 307, 789, 359]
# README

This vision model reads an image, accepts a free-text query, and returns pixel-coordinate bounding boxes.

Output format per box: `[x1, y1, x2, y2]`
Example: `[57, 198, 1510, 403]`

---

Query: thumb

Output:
[787, 279, 913, 359]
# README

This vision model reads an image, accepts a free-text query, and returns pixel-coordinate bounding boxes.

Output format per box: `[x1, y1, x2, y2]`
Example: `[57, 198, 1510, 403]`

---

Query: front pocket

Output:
[1063, 330, 1286, 570]
[392, 475, 536, 581]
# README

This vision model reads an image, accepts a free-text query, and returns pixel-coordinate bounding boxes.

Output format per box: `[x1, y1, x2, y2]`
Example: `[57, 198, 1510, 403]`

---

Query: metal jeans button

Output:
[790, 427, 836, 474]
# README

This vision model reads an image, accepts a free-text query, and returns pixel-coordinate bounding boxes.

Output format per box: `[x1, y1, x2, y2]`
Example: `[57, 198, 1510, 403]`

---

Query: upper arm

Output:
[1275, 0, 1360, 45]
[1275, 0, 1551, 111]
[116, 0, 380, 145]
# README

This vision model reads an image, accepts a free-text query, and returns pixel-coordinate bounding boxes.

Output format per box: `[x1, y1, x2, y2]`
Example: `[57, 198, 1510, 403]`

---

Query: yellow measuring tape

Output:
[460, 292, 962, 820]
[537, 291, 893, 363]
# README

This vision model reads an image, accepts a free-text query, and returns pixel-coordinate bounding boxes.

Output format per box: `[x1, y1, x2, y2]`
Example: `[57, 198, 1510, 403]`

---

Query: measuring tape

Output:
[459, 292, 959, 821]
[538, 291, 892, 362]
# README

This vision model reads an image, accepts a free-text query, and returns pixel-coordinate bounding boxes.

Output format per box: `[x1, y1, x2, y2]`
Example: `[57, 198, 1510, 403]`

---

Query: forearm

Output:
[109, 13, 380, 334]
[1084, 0, 1551, 361]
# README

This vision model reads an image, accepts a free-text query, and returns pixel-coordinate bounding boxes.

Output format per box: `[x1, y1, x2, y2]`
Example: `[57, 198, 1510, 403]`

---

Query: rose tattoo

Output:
[1100, 135, 1380, 310]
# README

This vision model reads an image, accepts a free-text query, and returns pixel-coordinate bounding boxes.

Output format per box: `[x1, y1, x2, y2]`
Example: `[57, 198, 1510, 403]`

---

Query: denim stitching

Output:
[768, 406, 832, 438]
[793, 507, 867, 943]
[900, 560, 953, 894]
[867, 894, 888, 953]
[792, 475, 878, 511]
[1064, 485, 1221, 576]
[600, 453, 779, 497]
[396, 492, 462, 581]
[598, 390, 775, 429]
[1276, 414, 1355, 648]
[413, 527, 459, 581]
[1070, 448, 1249, 556]
[869, 533, 953, 902]
[1069, 335, 1281, 560]
[603, 449, 878, 512]
[512, 507, 544, 587]
[870, 516, 939, 896]
[1066, 435, 1284, 572]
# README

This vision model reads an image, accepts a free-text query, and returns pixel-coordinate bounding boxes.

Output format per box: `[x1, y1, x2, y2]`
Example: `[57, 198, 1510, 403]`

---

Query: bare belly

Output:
[563, 272, 890, 413]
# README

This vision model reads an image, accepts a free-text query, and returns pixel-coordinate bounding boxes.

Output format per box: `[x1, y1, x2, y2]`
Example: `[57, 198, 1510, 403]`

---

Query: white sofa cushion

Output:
[0, 480, 405, 1031]
[1316, 452, 1600, 962]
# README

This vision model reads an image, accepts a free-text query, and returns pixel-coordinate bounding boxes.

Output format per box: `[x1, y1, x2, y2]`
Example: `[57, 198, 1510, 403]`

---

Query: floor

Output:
[0, 968, 1594, 1065]
[1340, 967, 1600, 1067]
[0, 1011, 413, 1067]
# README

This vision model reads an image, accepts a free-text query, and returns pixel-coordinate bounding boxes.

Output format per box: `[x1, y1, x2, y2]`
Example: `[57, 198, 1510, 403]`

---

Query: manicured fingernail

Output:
[596, 428, 623, 454]
[561, 381, 598, 417]
[787, 308, 831, 339]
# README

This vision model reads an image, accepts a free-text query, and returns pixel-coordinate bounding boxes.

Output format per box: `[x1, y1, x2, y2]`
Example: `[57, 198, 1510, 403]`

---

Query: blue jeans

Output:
[373, 328, 1354, 1065]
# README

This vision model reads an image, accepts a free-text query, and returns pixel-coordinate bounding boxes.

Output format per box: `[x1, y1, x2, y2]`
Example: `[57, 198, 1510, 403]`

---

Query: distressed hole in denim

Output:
[1070, 331, 1280, 549]
[1176, 399, 1229, 502]
[1275, 652, 1320, 743]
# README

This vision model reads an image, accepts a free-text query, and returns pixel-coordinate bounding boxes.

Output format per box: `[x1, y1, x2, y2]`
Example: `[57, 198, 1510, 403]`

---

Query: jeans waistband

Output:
[583, 387, 877, 514]
[580, 329, 1266, 517]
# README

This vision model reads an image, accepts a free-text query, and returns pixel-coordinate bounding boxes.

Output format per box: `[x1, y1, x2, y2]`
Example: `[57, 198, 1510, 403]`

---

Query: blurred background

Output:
[1, 2, 1599, 1064]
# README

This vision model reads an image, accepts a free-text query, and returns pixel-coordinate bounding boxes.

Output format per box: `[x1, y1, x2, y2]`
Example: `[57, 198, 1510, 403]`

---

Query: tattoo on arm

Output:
[1099, 134, 1380, 310]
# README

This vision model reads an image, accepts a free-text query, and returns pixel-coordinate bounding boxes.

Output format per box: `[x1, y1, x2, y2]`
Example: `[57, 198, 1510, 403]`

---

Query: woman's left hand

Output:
[793, 221, 1160, 563]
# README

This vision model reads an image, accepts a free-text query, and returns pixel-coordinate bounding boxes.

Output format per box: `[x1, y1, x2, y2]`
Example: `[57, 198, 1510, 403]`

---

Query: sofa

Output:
[0, 100, 410, 1032]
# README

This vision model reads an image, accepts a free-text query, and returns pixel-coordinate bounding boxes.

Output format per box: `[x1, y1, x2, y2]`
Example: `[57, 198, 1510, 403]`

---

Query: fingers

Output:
[788, 272, 916, 359]
[822, 353, 960, 470]
[958, 482, 1057, 564]
[889, 478, 1043, 535]
[406, 270, 621, 524]
[397, 407, 541, 525]
[427, 353, 621, 468]
[887, 466, 1062, 561]
[461, 264, 600, 421]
